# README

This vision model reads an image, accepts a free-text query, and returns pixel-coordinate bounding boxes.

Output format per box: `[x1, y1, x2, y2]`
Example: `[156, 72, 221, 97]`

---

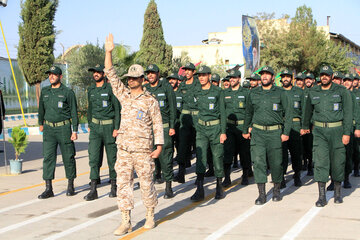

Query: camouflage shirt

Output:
[105, 67, 164, 152]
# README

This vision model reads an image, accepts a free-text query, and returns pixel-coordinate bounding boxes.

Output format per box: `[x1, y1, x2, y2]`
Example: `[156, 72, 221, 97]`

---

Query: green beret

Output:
[88, 64, 104, 72]
[227, 69, 241, 78]
[319, 65, 333, 76]
[45, 66, 62, 75]
[145, 64, 160, 73]
[197, 65, 211, 74]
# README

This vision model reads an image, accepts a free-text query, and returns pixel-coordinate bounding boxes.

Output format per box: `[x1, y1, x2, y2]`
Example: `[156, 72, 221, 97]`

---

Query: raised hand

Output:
[105, 33, 115, 53]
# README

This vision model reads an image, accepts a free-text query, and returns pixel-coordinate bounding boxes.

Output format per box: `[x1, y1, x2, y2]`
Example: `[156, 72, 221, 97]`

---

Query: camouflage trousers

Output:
[115, 149, 158, 210]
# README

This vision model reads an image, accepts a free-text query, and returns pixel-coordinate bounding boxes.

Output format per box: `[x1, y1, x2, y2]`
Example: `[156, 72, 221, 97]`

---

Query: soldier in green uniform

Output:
[144, 64, 177, 198]
[221, 76, 230, 89]
[248, 72, 261, 89]
[353, 73, 359, 90]
[295, 72, 305, 89]
[38, 66, 78, 199]
[333, 71, 343, 85]
[352, 73, 360, 176]
[84, 64, 120, 201]
[302, 72, 315, 176]
[243, 66, 292, 205]
[211, 73, 220, 87]
[167, 72, 182, 163]
[280, 69, 304, 187]
[174, 63, 200, 183]
[190, 66, 227, 201]
[302, 65, 352, 207]
[223, 69, 251, 186]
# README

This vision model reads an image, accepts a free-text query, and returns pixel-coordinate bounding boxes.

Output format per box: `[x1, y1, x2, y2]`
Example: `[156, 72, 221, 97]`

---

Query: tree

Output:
[17, 0, 58, 105]
[254, 5, 354, 74]
[137, 0, 173, 76]
[112, 44, 137, 78]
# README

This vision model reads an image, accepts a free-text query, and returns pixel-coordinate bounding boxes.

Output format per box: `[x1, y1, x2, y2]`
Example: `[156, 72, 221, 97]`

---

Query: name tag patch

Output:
[101, 93, 108, 96]
[58, 101, 63, 108]
[158, 93, 165, 96]
[225, 96, 232, 99]
[238, 96, 245, 98]
[208, 96, 215, 99]
[102, 100, 108, 107]
[294, 101, 300, 109]
[136, 110, 144, 120]
[273, 103, 278, 111]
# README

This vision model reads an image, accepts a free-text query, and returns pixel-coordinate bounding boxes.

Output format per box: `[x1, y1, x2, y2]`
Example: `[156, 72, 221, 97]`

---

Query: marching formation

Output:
[36, 34, 360, 236]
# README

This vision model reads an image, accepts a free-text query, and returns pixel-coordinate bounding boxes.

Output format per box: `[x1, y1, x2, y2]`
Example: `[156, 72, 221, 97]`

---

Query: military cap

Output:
[280, 69, 292, 77]
[304, 72, 315, 79]
[227, 69, 241, 78]
[88, 64, 104, 72]
[319, 65, 333, 76]
[248, 72, 261, 81]
[242, 80, 251, 88]
[211, 73, 220, 82]
[343, 73, 353, 81]
[352, 73, 360, 80]
[333, 71, 344, 79]
[122, 64, 144, 78]
[197, 65, 211, 74]
[222, 76, 230, 81]
[166, 72, 181, 80]
[183, 62, 196, 70]
[295, 72, 305, 80]
[145, 64, 160, 73]
[259, 66, 274, 75]
[45, 66, 62, 75]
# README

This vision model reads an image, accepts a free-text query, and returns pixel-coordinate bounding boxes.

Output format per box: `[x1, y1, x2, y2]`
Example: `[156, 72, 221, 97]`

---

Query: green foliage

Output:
[137, 0, 173, 76]
[17, 0, 58, 86]
[254, 5, 354, 75]
[112, 44, 137, 77]
[8, 126, 29, 161]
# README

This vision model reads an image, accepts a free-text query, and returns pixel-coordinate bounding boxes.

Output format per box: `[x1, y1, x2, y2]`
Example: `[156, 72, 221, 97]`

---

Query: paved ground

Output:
[0, 134, 360, 240]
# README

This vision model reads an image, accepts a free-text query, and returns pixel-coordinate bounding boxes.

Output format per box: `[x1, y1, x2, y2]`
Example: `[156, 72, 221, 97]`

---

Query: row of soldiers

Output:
[36, 61, 360, 211]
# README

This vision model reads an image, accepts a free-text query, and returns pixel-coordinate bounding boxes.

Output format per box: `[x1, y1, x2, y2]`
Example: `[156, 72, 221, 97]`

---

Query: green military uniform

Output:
[302, 65, 352, 206]
[38, 66, 78, 199]
[243, 66, 292, 204]
[144, 64, 177, 185]
[223, 69, 251, 186]
[352, 86, 360, 176]
[281, 69, 304, 187]
[39, 79, 78, 180]
[191, 66, 226, 201]
[175, 62, 201, 183]
[87, 81, 120, 181]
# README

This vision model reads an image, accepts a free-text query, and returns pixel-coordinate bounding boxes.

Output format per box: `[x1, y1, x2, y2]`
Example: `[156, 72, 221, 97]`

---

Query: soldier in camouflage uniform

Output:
[104, 34, 164, 235]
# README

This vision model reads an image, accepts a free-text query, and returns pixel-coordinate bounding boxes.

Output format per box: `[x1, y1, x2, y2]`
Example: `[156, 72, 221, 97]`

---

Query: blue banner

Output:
[242, 15, 260, 76]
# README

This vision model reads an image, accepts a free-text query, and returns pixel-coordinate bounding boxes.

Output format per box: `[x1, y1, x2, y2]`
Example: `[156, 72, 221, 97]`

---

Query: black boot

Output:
[334, 181, 343, 204]
[241, 169, 249, 186]
[66, 179, 75, 196]
[327, 180, 334, 191]
[154, 172, 164, 184]
[164, 181, 174, 199]
[315, 182, 327, 207]
[84, 179, 98, 201]
[280, 176, 286, 189]
[293, 172, 302, 187]
[353, 168, 360, 177]
[248, 168, 254, 177]
[343, 175, 352, 189]
[88, 178, 101, 186]
[174, 164, 185, 183]
[307, 161, 314, 176]
[204, 168, 215, 177]
[255, 183, 266, 205]
[222, 164, 232, 187]
[215, 177, 225, 200]
[109, 179, 117, 198]
[272, 183, 282, 201]
[38, 180, 54, 199]
[190, 174, 204, 202]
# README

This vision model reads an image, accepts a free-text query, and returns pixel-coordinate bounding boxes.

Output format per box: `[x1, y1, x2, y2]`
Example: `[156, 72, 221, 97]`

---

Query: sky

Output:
[0, 0, 359, 59]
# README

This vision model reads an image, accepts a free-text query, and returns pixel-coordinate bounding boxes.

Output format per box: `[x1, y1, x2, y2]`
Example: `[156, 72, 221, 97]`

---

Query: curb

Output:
[0, 123, 89, 140]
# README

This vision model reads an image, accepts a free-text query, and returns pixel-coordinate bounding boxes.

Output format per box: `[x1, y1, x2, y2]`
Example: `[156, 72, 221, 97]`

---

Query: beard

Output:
[50, 79, 60, 86]
[94, 76, 104, 82]
[261, 80, 272, 87]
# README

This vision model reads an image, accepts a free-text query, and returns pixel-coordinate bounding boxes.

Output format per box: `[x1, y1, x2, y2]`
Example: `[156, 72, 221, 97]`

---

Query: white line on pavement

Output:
[280, 191, 334, 240]
[43, 179, 196, 240]
[205, 172, 307, 240]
